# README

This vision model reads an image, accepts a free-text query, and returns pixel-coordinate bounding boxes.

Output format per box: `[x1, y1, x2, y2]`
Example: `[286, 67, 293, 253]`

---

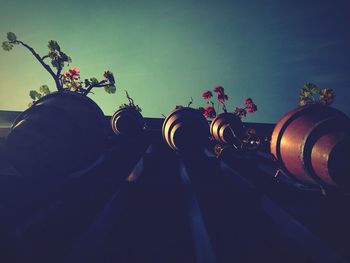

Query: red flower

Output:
[213, 86, 224, 94]
[244, 98, 253, 105]
[64, 67, 80, 80]
[217, 93, 228, 102]
[247, 103, 257, 113]
[203, 106, 216, 118]
[202, 90, 213, 99]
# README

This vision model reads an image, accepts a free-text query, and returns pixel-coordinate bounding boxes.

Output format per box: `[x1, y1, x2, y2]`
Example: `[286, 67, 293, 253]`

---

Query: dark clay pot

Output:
[210, 112, 245, 145]
[270, 104, 350, 189]
[6, 91, 107, 176]
[162, 107, 210, 153]
[110, 107, 144, 136]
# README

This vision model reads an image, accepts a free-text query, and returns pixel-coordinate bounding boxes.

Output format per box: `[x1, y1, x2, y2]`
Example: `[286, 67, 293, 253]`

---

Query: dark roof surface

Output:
[0, 111, 349, 263]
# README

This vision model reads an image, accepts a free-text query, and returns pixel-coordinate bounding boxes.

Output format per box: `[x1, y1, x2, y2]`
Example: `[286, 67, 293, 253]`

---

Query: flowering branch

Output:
[2, 32, 117, 99]
[2, 34, 64, 92]
[119, 90, 142, 112]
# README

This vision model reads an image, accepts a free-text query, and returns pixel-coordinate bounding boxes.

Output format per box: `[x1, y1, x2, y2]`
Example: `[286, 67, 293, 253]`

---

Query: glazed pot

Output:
[162, 107, 210, 153]
[270, 104, 350, 189]
[6, 91, 107, 176]
[110, 107, 144, 136]
[210, 112, 245, 145]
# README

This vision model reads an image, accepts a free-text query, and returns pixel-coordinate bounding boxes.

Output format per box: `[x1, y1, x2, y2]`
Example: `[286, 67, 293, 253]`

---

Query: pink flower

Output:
[201, 90, 213, 99]
[64, 67, 80, 80]
[217, 93, 228, 102]
[203, 106, 216, 119]
[213, 86, 224, 94]
[247, 103, 257, 113]
[244, 98, 253, 105]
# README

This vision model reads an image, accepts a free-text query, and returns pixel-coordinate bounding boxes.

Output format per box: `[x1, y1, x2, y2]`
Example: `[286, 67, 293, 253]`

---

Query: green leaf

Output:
[2, 41, 13, 51]
[298, 97, 313, 106]
[59, 60, 64, 69]
[103, 70, 115, 84]
[299, 88, 310, 98]
[39, 85, 50, 95]
[84, 79, 90, 87]
[48, 40, 61, 51]
[7, 32, 17, 42]
[51, 59, 59, 68]
[49, 51, 57, 59]
[59, 51, 71, 63]
[105, 84, 116, 94]
[29, 90, 41, 100]
[89, 77, 99, 85]
[303, 83, 317, 94]
[299, 99, 307, 106]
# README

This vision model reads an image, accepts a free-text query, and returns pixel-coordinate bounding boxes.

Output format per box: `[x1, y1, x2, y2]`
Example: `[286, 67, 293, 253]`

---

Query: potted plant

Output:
[270, 83, 350, 190]
[200, 86, 258, 150]
[110, 90, 144, 136]
[2, 32, 116, 176]
[162, 98, 210, 154]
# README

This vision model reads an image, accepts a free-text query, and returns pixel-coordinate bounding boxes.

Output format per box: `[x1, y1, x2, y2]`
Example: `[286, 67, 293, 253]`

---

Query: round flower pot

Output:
[110, 107, 144, 136]
[162, 107, 210, 153]
[210, 112, 245, 145]
[6, 91, 107, 176]
[270, 104, 350, 190]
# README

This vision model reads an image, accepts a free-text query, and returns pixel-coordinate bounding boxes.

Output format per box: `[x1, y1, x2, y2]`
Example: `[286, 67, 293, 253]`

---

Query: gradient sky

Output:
[0, 0, 349, 123]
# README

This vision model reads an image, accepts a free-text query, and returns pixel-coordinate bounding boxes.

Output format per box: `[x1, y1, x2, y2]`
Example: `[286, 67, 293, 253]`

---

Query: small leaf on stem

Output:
[2, 41, 13, 51]
[105, 84, 116, 94]
[39, 85, 51, 95]
[6, 32, 17, 42]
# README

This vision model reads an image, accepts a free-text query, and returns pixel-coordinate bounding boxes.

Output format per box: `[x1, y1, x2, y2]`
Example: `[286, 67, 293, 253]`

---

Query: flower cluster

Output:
[214, 86, 228, 104]
[64, 67, 79, 80]
[233, 98, 258, 118]
[200, 86, 257, 119]
[299, 83, 336, 106]
[62, 67, 82, 91]
[61, 67, 116, 95]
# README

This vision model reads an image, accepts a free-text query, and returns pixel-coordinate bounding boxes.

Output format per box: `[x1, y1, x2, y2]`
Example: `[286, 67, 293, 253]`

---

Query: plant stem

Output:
[14, 40, 63, 92]
[84, 80, 109, 96]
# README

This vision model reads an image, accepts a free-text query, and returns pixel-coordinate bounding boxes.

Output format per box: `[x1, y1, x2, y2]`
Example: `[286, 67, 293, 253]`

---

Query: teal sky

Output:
[0, 0, 349, 123]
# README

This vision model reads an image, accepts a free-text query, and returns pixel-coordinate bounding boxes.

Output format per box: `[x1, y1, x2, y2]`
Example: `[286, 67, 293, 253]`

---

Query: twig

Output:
[12, 40, 63, 91]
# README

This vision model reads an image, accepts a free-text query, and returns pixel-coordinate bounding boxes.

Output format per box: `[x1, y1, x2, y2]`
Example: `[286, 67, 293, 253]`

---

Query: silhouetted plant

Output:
[299, 83, 335, 106]
[119, 90, 142, 112]
[2, 32, 116, 104]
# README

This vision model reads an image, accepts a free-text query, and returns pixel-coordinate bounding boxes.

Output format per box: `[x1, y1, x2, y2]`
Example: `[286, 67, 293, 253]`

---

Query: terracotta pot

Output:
[162, 107, 210, 153]
[270, 104, 350, 189]
[210, 112, 244, 144]
[6, 91, 107, 176]
[110, 107, 144, 136]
